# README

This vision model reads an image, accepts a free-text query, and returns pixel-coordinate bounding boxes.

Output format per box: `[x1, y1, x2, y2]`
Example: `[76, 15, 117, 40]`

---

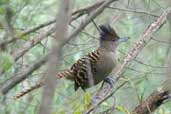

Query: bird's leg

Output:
[100, 77, 115, 89]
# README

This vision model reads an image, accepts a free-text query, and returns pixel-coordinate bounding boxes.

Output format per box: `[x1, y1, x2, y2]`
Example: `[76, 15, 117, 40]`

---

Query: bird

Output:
[12, 24, 128, 100]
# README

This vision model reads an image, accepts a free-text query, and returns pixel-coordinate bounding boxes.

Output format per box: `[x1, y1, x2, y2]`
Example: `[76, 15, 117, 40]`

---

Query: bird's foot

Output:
[101, 77, 115, 89]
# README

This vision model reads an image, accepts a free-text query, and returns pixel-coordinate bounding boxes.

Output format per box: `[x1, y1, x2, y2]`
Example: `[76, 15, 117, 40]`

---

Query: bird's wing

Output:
[71, 50, 101, 90]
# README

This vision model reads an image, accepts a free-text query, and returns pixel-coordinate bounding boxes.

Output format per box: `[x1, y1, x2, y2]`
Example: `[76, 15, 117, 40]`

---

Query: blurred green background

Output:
[0, 0, 171, 114]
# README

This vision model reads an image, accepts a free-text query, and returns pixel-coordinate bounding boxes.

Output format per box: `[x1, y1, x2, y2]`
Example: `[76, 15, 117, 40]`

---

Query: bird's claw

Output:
[101, 77, 115, 89]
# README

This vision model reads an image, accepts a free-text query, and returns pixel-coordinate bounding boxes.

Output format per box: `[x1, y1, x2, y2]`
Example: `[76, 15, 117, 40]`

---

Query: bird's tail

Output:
[12, 69, 75, 100]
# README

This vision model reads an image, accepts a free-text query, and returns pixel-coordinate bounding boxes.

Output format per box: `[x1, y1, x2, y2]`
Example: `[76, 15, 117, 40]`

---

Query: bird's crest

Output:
[99, 24, 119, 41]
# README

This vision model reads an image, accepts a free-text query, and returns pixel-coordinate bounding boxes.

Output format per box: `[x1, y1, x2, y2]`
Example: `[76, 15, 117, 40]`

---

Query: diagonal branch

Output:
[132, 32, 171, 114]
[0, 0, 105, 76]
[0, 0, 105, 48]
[0, 0, 119, 95]
[85, 8, 171, 114]
[1, 55, 48, 95]
[11, 0, 106, 62]
[132, 90, 170, 114]
[66, 0, 120, 43]
[115, 8, 170, 80]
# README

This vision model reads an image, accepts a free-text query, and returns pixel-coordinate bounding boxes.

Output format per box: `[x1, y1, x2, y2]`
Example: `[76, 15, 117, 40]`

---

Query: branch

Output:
[0, 0, 117, 95]
[38, 0, 72, 114]
[0, 0, 105, 48]
[0, 55, 48, 95]
[107, 7, 159, 17]
[131, 12, 171, 114]
[11, 0, 105, 62]
[0, 1, 105, 76]
[132, 90, 170, 114]
[66, 0, 120, 43]
[85, 8, 171, 114]
[85, 81, 128, 114]
[115, 9, 170, 80]
[12, 27, 54, 61]
[132, 13, 171, 114]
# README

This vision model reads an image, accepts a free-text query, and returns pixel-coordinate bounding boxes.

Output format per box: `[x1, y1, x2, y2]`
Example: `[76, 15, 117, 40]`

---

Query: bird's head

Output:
[99, 24, 129, 51]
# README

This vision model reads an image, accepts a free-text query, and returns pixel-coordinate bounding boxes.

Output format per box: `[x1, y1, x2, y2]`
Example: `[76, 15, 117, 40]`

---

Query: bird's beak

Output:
[118, 37, 130, 42]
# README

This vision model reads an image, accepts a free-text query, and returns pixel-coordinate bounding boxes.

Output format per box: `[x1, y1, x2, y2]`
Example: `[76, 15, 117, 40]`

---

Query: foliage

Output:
[0, 0, 171, 114]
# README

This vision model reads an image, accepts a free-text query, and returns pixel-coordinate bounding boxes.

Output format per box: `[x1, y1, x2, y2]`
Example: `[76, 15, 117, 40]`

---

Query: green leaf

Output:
[74, 111, 82, 114]
[84, 92, 91, 106]
[0, 6, 5, 14]
[0, 52, 14, 71]
[59, 111, 65, 114]
[116, 105, 130, 114]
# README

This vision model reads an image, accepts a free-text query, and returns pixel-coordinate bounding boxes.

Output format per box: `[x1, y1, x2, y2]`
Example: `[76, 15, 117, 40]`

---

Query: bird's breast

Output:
[93, 51, 116, 84]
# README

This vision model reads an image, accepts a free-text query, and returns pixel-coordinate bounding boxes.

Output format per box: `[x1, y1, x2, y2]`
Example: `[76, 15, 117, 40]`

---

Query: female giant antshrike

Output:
[13, 24, 128, 99]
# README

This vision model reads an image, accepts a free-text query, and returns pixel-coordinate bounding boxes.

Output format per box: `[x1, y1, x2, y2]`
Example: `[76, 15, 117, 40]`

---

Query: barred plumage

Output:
[73, 50, 100, 90]
[12, 50, 100, 99]
[12, 24, 125, 100]
[57, 69, 75, 80]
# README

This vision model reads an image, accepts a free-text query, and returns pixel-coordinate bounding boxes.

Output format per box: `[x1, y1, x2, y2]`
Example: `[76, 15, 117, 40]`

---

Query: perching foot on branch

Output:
[101, 77, 115, 89]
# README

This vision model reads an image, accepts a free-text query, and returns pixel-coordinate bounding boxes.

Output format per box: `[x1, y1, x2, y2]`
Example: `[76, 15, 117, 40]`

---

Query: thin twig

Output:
[107, 7, 159, 17]
[0, 0, 117, 95]
[0, 0, 105, 48]
[85, 8, 171, 114]
[85, 81, 128, 114]
[1, 55, 48, 94]
[132, 90, 170, 114]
